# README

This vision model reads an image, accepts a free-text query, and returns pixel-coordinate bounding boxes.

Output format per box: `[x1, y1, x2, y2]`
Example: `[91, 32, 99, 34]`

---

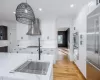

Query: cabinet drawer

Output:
[0, 46, 8, 52]
[0, 77, 2, 80]
[3, 77, 23, 80]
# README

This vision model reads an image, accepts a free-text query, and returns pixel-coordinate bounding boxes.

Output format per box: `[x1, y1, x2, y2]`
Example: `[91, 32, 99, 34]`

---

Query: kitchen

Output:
[1, 0, 100, 80]
[0, 0, 57, 80]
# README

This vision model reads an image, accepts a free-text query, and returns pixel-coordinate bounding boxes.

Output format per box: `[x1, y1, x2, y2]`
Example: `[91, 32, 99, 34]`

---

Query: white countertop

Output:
[0, 53, 54, 80]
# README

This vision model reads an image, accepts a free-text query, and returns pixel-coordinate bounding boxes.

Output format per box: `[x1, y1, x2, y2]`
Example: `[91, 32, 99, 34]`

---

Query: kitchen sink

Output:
[14, 61, 50, 75]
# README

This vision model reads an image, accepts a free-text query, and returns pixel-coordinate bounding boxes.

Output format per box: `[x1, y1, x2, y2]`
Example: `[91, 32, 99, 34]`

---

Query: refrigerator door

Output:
[98, 17, 100, 69]
[91, 18, 99, 67]
[87, 17, 95, 63]
[87, 16, 99, 68]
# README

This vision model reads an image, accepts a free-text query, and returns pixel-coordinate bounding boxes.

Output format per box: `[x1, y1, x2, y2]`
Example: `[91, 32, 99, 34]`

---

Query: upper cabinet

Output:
[16, 22, 28, 40]
[0, 26, 7, 40]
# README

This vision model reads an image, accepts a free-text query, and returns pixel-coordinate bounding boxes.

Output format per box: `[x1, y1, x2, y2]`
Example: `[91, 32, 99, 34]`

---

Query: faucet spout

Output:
[38, 38, 41, 60]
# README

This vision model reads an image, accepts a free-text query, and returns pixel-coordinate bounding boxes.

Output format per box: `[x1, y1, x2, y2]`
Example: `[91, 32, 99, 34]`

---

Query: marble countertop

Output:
[0, 53, 54, 80]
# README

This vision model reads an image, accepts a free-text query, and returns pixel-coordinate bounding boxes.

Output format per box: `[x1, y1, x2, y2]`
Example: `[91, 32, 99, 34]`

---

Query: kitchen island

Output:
[0, 53, 54, 80]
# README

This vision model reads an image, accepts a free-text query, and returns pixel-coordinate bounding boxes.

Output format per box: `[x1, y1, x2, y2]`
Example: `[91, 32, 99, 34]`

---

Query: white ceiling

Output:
[58, 27, 68, 31]
[0, 0, 91, 21]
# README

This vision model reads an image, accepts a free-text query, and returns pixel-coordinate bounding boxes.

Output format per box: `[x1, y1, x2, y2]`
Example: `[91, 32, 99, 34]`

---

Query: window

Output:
[58, 35, 63, 44]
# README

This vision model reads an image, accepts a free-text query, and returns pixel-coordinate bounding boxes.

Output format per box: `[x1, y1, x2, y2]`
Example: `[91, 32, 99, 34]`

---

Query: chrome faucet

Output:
[38, 38, 42, 60]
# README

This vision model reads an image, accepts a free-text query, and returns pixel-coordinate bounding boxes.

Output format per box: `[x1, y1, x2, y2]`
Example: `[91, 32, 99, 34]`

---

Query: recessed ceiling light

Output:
[13, 12, 16, 14]
[39, 8, 42, 11]
[70, 4, 74, 8]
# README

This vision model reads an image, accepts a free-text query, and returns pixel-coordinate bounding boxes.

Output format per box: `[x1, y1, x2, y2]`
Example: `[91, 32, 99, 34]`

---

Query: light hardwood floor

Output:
[87, 63, 100, 80]
[53, 50, 85, 80]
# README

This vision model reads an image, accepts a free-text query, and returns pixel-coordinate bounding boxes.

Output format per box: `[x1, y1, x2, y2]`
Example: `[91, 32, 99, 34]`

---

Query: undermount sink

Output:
[14, 61, 50, 75]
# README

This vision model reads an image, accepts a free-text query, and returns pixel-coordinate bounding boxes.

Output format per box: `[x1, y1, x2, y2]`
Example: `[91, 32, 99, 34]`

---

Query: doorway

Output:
[57, 28, 70, 60]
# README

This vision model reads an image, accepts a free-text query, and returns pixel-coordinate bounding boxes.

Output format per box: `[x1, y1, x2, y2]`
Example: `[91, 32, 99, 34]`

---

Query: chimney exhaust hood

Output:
[26, 18, 41, 36]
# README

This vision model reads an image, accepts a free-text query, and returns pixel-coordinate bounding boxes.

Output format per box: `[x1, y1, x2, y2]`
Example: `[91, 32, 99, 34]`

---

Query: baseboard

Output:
[73, 62, 86, 80]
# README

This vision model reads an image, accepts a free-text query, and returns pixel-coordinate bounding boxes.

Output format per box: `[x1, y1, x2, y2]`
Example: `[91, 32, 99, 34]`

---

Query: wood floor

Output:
[58, 48, 69, 55]
[53, 50, 85, 80]
[87, 63, 100, 80]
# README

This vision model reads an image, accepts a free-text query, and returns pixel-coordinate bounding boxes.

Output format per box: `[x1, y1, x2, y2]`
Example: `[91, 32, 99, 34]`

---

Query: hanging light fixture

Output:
[15, 0, 41, 36]
[15, 0, 35, 25]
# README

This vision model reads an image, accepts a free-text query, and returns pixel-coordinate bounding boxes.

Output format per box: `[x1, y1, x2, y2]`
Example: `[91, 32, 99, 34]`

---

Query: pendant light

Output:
[15, 0, 41, 36]
[15, 0, 35, 25]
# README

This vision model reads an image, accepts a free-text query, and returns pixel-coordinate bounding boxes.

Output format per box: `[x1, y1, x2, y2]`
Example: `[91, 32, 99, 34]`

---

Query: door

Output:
[92, 17, 99, 67]
[98, 17, 100, 69]
[87, 16, 99, 68]
[87, 17, 95, 63]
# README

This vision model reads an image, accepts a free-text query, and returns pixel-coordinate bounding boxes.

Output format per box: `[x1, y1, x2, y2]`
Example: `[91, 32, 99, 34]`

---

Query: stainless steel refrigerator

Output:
[87, 6, 100, 80]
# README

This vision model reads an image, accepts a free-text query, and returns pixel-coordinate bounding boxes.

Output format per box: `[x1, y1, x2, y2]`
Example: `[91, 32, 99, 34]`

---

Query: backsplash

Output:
[17, 39, 57, 48]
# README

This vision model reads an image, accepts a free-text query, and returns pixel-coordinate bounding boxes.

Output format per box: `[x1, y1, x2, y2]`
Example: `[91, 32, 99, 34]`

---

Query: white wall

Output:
[56, 17, 74, 61]
[73, 0, 96, 77]
[56, 17, 73, 29]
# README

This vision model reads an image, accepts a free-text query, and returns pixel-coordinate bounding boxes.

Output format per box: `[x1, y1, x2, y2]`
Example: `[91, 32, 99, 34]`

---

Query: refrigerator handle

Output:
[95, 19, 99, 54]
[94, 31, 97, 54]
[94, 19, 99, 54]
[95, 35, 99, 54]
[97, 34, 99, 54]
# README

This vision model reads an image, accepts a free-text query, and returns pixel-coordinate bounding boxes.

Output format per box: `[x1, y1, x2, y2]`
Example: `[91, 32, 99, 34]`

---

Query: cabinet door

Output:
[0, 26, 7, 40]
[98, 17, 100, 68]
[3, 77, 22, 80]
[0, 46, 8, 52]
[0, 27, 3, 40]
[16, 23, 28, 40]
[9, 29, 16, 53]
[2, 26, 7, 40]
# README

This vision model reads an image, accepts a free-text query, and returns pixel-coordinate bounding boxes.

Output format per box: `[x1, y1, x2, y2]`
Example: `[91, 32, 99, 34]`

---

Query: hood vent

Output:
[27, 18, 41, 36]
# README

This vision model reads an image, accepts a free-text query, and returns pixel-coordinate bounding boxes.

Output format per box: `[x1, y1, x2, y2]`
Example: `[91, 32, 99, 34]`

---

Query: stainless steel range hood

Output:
[26, 18, 41, 36]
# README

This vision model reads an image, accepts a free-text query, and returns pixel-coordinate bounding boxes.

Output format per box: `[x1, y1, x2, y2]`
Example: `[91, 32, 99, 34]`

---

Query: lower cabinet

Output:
[0, 77, 2, 80]
[2, 77, 23, 80]
[0, 46, 8, 52]
[13, 48, 38, 54]
[49, 67, 53, 80]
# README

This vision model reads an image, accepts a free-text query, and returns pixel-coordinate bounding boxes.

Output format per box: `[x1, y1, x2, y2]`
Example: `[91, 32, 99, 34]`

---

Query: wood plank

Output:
[53, 51, 86, 80]
[87, 63, 100, 80]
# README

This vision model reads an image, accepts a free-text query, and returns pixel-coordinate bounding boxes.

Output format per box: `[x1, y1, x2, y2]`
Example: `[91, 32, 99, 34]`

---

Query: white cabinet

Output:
[8, 29, 17, 53]
[49, 67, 53, 80]
[41, 20, 56, 40]
[16, 48, 38, 54]
[41, 48, 57, 64]
[16, 22, 28, 40]
[0, 77, 2, 80]
[2, 77, 23, 80]
[42, 48, 56, 55]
